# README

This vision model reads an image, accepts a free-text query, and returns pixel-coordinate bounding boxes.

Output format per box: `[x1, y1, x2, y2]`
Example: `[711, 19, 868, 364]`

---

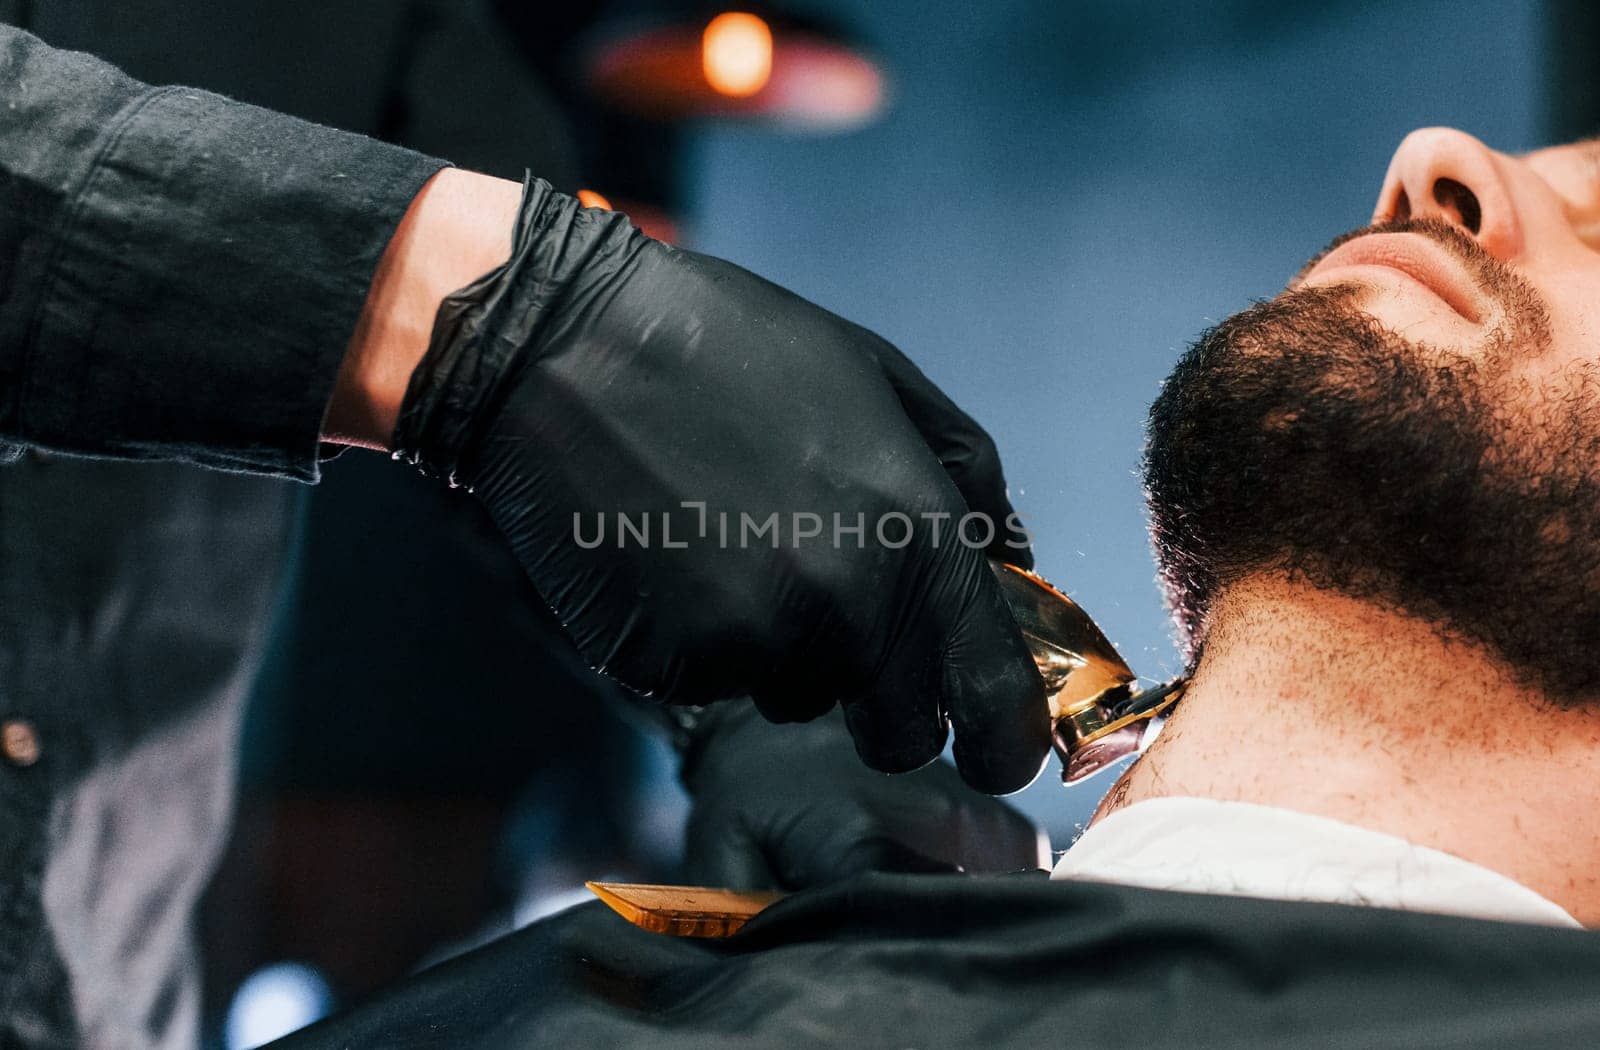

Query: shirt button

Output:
[2, 720, 41, 767]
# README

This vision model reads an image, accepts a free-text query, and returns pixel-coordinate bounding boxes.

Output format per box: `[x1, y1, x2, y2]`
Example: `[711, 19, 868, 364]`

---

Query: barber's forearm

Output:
[325, 169, 523, 448]
[0, 24, 445, 479]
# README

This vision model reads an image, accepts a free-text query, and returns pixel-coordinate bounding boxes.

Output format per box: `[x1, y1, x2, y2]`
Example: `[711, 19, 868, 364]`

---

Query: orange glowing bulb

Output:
[576, 188, 613, 210]
[702, 12, 773, 98]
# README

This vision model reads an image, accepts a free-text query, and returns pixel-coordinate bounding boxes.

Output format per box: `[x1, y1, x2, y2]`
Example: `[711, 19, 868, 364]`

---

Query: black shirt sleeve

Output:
[0, 25, 448, 480]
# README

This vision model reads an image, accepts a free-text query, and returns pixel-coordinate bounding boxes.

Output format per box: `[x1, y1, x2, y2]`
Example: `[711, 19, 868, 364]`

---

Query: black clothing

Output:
[279, 873, 1600, 1049]
[0, 25, 442, 478]
[0, 22, 444, 1048]
[0, 456, 293, 1049]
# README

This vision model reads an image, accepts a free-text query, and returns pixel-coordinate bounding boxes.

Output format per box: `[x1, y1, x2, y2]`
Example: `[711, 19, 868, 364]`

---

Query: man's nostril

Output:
[1432, 177, 1482, 234]
[1393, 188, 1412, 223]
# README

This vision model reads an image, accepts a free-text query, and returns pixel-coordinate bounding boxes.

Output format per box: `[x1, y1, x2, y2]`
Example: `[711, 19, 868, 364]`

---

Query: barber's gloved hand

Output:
[394, 178, 1048, 793]
[679, 701, 1050, 889]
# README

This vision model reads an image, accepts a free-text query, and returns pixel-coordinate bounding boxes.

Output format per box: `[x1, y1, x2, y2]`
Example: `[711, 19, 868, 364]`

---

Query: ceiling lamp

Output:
[584, 8, 886, 132]
[702, 12, 773, 98]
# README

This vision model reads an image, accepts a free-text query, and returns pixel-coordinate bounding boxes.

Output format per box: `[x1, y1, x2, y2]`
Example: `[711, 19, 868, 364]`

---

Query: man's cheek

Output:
[1522, 150, 1600, 251]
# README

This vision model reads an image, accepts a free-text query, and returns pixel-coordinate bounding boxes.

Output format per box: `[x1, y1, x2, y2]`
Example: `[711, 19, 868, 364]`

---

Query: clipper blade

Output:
[992, 562, 1184, 784]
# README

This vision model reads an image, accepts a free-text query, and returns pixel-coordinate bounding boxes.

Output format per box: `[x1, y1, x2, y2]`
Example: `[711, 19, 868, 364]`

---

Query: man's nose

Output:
[1373, 127, 1522, 259]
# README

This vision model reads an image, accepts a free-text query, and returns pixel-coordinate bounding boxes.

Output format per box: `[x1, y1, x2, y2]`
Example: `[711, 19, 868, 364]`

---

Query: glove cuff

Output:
[390, 174, 638, 488]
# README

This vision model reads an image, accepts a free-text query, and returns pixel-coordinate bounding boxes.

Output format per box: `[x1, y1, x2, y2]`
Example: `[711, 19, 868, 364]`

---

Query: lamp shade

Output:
[584, 9, 886, 131]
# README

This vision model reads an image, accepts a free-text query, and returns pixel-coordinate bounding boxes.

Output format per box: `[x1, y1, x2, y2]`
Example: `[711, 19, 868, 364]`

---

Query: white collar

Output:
[1051, 796, 1580, 928]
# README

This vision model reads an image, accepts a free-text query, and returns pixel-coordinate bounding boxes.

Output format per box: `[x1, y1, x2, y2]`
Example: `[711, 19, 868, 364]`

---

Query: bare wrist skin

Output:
[324, 167, 523, 448]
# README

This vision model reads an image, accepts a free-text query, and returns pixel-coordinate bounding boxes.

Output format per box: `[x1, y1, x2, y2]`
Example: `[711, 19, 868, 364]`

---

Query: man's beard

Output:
[1144, 218, 1600, 702]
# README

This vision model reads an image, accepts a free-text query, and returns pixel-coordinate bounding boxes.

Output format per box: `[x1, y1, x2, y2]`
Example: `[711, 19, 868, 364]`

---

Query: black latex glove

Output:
[679, 701, 1049, 889]
[394, 177, 1048, 793]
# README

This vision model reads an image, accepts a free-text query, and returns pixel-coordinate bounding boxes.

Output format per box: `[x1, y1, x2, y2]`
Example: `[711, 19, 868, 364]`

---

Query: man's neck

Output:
[1103, 574, 1600, 924]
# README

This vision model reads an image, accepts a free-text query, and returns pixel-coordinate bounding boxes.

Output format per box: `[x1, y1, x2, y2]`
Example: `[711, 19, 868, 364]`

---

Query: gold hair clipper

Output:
[992, 562, 1185, 785]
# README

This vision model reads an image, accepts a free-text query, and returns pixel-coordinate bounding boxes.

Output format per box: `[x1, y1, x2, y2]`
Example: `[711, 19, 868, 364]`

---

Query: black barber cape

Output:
[279, 873, 1600, 1049]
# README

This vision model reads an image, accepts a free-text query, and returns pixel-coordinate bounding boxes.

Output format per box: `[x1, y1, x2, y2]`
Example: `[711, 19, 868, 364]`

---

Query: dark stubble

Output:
[1143, 218, 1600, 701]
